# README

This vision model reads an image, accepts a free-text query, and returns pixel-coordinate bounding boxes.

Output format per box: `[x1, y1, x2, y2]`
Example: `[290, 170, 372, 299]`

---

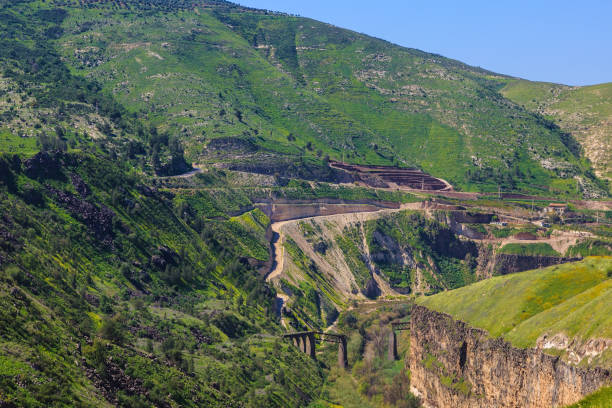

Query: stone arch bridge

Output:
[283, 331, 348, 368]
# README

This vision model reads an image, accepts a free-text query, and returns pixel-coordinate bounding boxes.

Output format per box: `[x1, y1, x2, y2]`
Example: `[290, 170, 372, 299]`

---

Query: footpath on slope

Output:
[156, 163, 203, 179]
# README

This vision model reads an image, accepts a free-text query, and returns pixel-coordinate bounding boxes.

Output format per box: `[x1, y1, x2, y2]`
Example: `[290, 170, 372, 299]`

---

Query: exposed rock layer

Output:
[493, 253, 581, 275]
[409, 305, 612, 408]
[254, 199, 399, 222]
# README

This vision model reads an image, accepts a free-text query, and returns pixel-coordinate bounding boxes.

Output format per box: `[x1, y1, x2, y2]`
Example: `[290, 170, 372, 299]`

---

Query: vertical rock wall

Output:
[409, 305, 611, 408]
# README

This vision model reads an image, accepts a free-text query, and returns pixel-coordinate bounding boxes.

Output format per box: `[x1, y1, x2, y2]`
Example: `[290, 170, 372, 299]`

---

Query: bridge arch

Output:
[283, 331, 347, 368]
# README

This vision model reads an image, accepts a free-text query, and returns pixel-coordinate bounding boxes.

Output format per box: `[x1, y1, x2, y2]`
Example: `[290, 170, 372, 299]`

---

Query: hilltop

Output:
[501, 80, 612, 182]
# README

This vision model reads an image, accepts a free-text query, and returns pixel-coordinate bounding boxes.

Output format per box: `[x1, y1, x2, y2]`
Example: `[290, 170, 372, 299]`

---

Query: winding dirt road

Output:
[157, 164, 203, 179]
[266, 220, 291, 282]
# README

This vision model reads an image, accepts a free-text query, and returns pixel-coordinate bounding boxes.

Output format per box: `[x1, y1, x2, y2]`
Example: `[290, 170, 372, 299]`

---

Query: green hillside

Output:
[0, 0, 610, 406]
[0, 0, 607, 197]
[0, 150, 332, 407]
[418, 257, 612, 367]
[569, 386, 612, 408]
[501, 79, 612, 181]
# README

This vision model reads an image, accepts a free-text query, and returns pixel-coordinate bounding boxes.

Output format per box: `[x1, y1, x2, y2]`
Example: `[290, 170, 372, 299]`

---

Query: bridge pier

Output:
[304, 332, 316, 359]
[338, 336, 348, 369]
[388, 330, 397, 361]
[284, 331, 346, 367]
[389, 321, 409, 361]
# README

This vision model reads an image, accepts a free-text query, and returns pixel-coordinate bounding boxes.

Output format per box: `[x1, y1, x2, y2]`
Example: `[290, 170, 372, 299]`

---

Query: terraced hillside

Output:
[330, 162, 451, 191]
[0, 0, 607, 197]
[501, 80, 612, 182]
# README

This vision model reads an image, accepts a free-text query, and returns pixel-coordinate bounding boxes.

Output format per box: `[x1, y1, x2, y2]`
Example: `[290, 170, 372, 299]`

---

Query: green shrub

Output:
[5, 265, 24, 283]
[339, 311, 358, 329]
[211, 312, 252, 338]
[21, 184, 45, 206]
[99, 316, 126, 345]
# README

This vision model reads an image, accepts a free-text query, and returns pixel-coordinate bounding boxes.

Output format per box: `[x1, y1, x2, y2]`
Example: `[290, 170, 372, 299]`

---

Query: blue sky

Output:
[236, 0, 612, 86]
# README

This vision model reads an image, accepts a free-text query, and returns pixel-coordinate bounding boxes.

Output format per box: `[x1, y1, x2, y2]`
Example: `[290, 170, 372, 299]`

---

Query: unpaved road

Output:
[157, 164, 203, 179]
[266, 220, 292, 282]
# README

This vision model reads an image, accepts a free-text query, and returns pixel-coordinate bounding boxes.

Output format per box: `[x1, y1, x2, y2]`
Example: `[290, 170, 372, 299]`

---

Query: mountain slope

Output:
[1, 0, 605, 196]
[0, 151, 326, 407]
[501, 80, 612, 182]
[275, 209, 479, 329]
[0, 1, 611, 406]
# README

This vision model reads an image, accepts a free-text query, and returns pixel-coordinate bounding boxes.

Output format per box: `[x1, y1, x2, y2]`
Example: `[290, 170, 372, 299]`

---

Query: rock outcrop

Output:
[409, 305, 612, 408]
[46, 186, 115, 247]
[475, 246, 581, 279]
[493, 253, 581, 275]
[23, 151, 64, 179]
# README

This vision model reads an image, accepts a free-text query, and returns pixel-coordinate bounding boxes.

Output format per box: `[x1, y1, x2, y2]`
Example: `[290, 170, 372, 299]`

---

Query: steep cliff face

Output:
[409, 305, 612, 408]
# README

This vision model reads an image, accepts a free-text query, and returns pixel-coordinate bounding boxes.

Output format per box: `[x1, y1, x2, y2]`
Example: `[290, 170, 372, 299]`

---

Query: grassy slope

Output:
[498, 242, 560, 257]
[33, 0, 604, 196]
[0, 0, 192, 176]
[418, 257, 612, 367]
[501, 79, 612, 181]
[569, 386, 612, 408]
